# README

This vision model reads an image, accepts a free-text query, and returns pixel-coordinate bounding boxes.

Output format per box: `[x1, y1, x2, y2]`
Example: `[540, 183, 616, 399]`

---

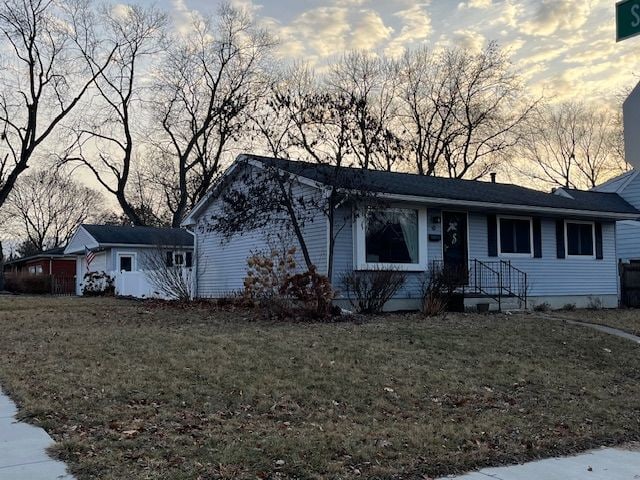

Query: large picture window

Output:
[365, 207, 419, 264]
[498, 217, 532, 255]
[566, 221, 594, 256]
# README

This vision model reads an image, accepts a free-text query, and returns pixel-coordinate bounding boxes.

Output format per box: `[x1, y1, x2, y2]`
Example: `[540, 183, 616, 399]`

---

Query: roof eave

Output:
[375, 192, 640, 220]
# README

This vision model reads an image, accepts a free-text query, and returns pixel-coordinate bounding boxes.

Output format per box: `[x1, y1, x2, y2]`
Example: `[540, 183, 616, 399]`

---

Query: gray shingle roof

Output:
[247, 155, 640, 216]
[82, 225, 193, 247]
[3, 247, 73, 266]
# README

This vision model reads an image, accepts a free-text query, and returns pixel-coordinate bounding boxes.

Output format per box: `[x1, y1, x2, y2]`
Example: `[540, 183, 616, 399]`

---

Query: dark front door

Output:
[442, 211, 468, 280]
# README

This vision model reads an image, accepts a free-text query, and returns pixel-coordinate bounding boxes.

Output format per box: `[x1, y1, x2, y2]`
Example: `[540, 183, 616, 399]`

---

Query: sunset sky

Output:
[165, 0, 639, 108]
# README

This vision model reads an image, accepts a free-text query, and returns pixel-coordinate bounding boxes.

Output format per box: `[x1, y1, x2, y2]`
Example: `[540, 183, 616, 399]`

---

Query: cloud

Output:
[170, 0, 195, 34]
[111, 3, 132, 19]
[458, 0, 492, 10]
[385, 4, 432, 57]
[451, 29, 486, 53]
[522, 0, 592, 37]
[352, 9, 393, 50]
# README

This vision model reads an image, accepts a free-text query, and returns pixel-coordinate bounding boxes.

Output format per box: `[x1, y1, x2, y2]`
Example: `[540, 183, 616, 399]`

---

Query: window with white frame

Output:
[565, 221, 594, 257]
[165, 251, 191, 267]
[364, 207, 420, 265]
[498, 216, 532, 256]
[119, 254, 134, 272]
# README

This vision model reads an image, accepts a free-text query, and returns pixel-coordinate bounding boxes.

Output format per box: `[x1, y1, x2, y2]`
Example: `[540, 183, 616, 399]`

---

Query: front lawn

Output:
[0, 297, 639, 479]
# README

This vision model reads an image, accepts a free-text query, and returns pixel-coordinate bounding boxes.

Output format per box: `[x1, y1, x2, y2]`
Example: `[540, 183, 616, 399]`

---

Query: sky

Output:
[164, 0, 639, 108]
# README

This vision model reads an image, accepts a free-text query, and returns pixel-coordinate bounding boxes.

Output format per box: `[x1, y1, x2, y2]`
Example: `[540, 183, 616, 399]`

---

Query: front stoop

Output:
[0, 391, 74, 480]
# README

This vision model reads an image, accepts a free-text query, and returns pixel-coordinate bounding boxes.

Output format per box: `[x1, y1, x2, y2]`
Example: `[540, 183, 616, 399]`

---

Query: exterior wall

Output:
[332, 205, 620, 310]
[617, 170, 640, 209]
[193, 165, 328, 298]
[65, 226, 100, 254]
[75, 251, 110, 295]
[616, 220, 640, 262]
[467, 213, 618, 298]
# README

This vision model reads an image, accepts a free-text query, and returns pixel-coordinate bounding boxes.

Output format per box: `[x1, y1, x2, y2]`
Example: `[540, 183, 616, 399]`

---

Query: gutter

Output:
[372, 192, 640, 220]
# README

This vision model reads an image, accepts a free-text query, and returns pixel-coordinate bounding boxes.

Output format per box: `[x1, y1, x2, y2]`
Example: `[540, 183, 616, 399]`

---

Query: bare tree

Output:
[0, 0, 118, 209]
[151, 3, 275, 227]
[65, 3, 166, 225]
[326, 51, 401, 171]
[395, 43, 536, 179]
[520, 101, 627, 189]
[4, 169, 104, 251]
[242, 65, 385, 279]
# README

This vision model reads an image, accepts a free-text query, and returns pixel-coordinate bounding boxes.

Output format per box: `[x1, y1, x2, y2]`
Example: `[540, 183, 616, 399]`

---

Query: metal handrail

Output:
[429, 259, 528, 311]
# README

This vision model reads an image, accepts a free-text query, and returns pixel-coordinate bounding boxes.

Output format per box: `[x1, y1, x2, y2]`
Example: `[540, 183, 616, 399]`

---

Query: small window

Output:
[186, 252, 193, 268]
[499, 217, 532, 255]
[119, 255, 133, 272]
[365, 207, 419, 264]
[166, 251, 173, 267]
[566, 222, 594, 256]
[174, 253, 184, 266]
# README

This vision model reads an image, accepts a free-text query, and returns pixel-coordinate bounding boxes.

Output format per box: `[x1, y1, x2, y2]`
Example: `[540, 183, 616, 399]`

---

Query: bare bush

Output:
[280, 266, 335, 318]
[421, 263, 467, 316]
[143, 248, 193, 301]
[340, 268, 407, 314]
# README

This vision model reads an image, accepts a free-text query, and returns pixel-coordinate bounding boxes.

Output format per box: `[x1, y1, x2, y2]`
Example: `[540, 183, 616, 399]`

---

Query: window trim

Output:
[497, 215, 534, 258]
[354, 204, 428, 271]
[117, 252, 137, 272]
[564, 220, 596, 259]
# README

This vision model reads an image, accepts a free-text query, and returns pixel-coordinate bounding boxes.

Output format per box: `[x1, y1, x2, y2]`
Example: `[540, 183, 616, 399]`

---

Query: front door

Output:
[442, 211, 468, 280]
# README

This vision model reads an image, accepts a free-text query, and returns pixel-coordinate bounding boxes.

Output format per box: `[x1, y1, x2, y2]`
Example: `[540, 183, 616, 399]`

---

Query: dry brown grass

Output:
[559, 308, 640, 336]
[0, 296, 639, 479]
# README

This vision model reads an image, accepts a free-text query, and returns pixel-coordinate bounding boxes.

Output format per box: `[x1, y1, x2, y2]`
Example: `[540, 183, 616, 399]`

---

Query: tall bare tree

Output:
[0, 0, 118, 210]
[151, 3, 275, 227]
[520, 101, 628, 189]
[65, 3, 166, 225]
[326, 51, 401, 171]
[395, 43, 536, 179]
[4, 169, 104, 251]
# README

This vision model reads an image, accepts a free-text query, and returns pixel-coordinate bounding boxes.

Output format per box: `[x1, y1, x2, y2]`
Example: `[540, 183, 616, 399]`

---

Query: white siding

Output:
[194, 167, 328, 298]
[65, 226, 99, 254]
[617, 170, 640, 209]
[467, 213, 619, 297]
[617, 220, 640, 262]
[331, 206, 619, 301]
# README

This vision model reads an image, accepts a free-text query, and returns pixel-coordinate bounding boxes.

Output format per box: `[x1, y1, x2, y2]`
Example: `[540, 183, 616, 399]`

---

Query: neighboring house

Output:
[2, 247, 77, 295]
[593, 170, 640, 262]
[64, 224, 194, 298]
[182, 154, 640, 310]
[3, 247, 76, 277]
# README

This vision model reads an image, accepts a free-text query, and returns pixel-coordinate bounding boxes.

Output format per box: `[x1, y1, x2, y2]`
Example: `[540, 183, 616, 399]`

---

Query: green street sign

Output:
[617, 0, 640, 41]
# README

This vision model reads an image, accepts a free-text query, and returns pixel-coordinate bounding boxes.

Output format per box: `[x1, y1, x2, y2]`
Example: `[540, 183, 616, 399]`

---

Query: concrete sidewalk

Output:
[0, 390, 74, 480]
[438, 446, 640, 480]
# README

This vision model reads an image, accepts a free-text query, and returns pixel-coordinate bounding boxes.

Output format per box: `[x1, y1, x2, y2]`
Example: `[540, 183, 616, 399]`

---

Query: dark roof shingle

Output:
[82, 225, 193, 247]
[247, 155, 639, 216]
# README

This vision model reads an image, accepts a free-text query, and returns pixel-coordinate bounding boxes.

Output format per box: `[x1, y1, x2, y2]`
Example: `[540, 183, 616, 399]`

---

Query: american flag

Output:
[85, 246, 96, 269]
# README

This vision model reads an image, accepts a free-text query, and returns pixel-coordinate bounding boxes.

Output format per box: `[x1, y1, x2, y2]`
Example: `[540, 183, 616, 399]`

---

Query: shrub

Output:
[421, 263, 466, 316]
[4, 273, 51, 294]
[281, 266, 336, 318]
[587, 295, 603, 310]
[82, 271, 115, 296]
[560, 303, 576, 311]
[533, 302, 551, 312]
[340, 268, 407, 314]
[243, 247, 297, 303]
